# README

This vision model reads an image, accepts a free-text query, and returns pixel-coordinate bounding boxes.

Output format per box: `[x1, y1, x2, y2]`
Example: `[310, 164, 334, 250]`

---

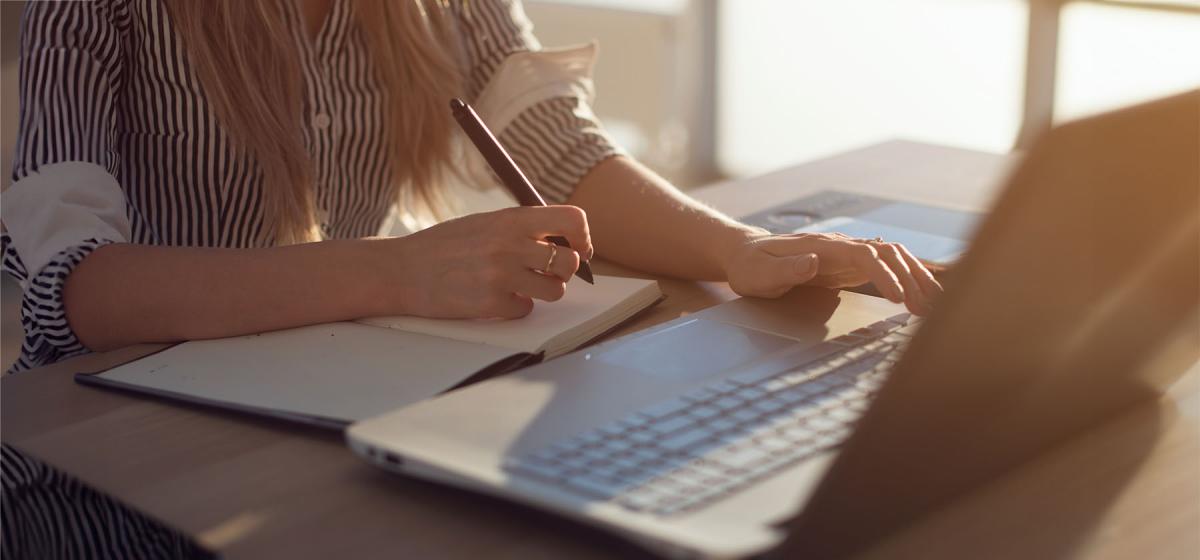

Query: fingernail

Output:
[795, 254, 817, 276]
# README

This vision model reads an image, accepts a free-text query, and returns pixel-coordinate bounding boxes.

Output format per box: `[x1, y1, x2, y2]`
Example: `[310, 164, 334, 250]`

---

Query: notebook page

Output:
[91, 323, 516, 423]
[359, 276, 660, 354]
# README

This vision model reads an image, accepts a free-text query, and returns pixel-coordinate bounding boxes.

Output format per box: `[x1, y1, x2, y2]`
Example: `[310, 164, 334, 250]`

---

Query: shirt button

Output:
[313, 113, 332, 130]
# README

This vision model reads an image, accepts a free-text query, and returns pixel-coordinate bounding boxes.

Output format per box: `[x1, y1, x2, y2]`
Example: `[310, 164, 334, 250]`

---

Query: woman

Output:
[1, 0, 940, 556]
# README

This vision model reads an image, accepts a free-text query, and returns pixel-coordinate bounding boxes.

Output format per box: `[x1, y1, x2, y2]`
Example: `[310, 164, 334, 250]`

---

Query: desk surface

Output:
[4, 140, 1198, 559]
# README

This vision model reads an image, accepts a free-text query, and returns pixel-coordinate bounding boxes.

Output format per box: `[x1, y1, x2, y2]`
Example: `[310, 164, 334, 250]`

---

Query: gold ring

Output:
[540, 243, 557, 275]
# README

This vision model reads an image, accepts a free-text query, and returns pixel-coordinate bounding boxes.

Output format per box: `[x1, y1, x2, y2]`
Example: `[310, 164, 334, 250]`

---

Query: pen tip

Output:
[449, 98, 466, 111]
[577, 263, 595, 284]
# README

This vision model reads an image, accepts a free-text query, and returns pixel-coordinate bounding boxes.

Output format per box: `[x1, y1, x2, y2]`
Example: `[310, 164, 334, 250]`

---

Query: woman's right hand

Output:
[375, 206, 592, 320]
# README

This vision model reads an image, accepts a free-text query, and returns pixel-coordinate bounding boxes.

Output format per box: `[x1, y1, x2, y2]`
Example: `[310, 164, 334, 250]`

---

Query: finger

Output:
[850, 243, 905, 303]
[510, 205, 592, 258]
[513, 269, 569, 302]
[873, 242, 930, 315]
[894, 243, 944, 299]
[521, 241, 580, 282]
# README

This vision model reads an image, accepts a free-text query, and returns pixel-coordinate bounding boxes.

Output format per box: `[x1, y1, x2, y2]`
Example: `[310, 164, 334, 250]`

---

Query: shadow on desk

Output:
[346, 465, 660, 560]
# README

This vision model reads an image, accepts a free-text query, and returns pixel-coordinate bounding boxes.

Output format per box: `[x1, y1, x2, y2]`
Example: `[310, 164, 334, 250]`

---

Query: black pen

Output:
[450, 98, 595, 284]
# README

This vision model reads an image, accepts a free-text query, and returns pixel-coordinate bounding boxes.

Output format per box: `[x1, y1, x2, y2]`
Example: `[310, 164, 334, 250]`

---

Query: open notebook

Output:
[75, 275, 662, 429]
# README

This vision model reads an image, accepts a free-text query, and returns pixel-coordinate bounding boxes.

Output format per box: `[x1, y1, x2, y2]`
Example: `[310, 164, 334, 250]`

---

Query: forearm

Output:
[568, 156, 761, 281]
[63, 239, 387, 351]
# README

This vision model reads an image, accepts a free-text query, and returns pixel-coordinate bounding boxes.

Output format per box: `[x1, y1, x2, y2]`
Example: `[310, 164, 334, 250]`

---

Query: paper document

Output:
[89, 323, 514, 424]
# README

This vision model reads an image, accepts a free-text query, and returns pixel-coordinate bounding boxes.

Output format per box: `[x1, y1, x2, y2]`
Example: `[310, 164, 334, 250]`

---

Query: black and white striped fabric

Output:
[1, 0, 618, 374]
[1, 444, 212, 559]
[1, 1, 619, 557]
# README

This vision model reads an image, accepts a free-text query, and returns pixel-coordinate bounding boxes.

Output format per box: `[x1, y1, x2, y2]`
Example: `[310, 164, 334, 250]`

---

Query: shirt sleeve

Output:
[451, 1, 623, 204]
[2, 0, 131, 372]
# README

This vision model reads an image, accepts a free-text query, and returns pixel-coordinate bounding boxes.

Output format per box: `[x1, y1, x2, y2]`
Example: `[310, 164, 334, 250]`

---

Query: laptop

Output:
[347, 90, 1199, 558]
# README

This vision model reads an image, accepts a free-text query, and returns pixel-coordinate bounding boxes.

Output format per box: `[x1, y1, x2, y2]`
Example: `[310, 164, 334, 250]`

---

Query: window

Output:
[717, 0, 1200, 178]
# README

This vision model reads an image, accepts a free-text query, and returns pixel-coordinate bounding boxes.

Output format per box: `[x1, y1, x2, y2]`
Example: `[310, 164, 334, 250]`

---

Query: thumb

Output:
[754, 252, 819, 296]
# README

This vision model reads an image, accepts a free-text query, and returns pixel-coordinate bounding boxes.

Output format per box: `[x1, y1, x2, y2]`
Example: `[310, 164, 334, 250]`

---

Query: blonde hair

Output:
[166, 0, 463, 244]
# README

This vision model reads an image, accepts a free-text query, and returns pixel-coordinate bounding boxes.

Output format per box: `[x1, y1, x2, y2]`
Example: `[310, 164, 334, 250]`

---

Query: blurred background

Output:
[2, 0, 1199, 370]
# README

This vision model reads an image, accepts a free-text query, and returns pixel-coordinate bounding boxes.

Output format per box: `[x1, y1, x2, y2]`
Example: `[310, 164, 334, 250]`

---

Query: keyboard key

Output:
[762, 376, 797, 392]
[664, 467, 712, 488]
[709, 444, 769, 470]
[754, 435, 793, 453]
[588, 464, 624, 481]
[731, 408, 761, 423]
[826, 407, 861, 424]
[650, 414, 695, 435]
[807, 416, 841, 432]
[688, 405, 721, 419]
[628, 430, 657, 444]
[660, 427, 713, 452]
[567, 475, 632, 499]
[753, 399, 788, 415]
[580, 451, 612, 465]
[639, 397, 690, 419]
[777, 388, 811, 404]
[603, 438, 635, 453]
[610, 456, 643, 472]
[780, 368, 819, 385]
[814, 431, 851, 450]
[708, 417, 739, 432]
[780, 424, 816, 442]
[845, 399, 869, 413]
[736, 386, 767, 400]
[712, 396, 744, 410]
[686, 458, 733, 479]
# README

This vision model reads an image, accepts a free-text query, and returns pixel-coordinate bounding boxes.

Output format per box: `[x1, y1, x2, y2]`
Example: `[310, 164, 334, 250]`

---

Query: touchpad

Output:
[599, 318, 796, 381]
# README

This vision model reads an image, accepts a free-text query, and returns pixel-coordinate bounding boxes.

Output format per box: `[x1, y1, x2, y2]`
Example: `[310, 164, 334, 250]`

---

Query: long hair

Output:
[165, 0, 462, 244]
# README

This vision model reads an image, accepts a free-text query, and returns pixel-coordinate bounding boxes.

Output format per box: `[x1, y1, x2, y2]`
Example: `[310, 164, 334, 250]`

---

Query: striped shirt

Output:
[1, 0, 618, 374]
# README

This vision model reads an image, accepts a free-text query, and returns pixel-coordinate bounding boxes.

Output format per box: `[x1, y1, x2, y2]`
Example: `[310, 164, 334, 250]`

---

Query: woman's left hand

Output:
[723, 231, 943, 315]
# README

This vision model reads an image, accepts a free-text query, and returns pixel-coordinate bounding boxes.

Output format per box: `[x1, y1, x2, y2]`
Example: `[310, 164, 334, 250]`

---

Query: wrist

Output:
[711, 224, 769, 281]
[334, 237, 405, 318]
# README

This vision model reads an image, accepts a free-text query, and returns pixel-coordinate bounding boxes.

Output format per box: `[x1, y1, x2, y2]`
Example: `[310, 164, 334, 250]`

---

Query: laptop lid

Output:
[782, 90, 1200, 556]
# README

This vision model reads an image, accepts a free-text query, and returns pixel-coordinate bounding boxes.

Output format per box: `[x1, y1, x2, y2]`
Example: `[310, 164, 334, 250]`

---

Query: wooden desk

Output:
[4, 141, 1197, 559]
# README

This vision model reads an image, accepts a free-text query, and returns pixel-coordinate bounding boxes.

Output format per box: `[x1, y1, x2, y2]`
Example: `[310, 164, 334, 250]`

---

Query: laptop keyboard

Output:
[504, 313, 919, 516]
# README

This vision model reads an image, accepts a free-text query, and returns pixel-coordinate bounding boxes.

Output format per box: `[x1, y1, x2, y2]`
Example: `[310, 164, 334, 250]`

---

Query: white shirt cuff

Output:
[2, 161, 130, 278]
[457, 43, 600, 191]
